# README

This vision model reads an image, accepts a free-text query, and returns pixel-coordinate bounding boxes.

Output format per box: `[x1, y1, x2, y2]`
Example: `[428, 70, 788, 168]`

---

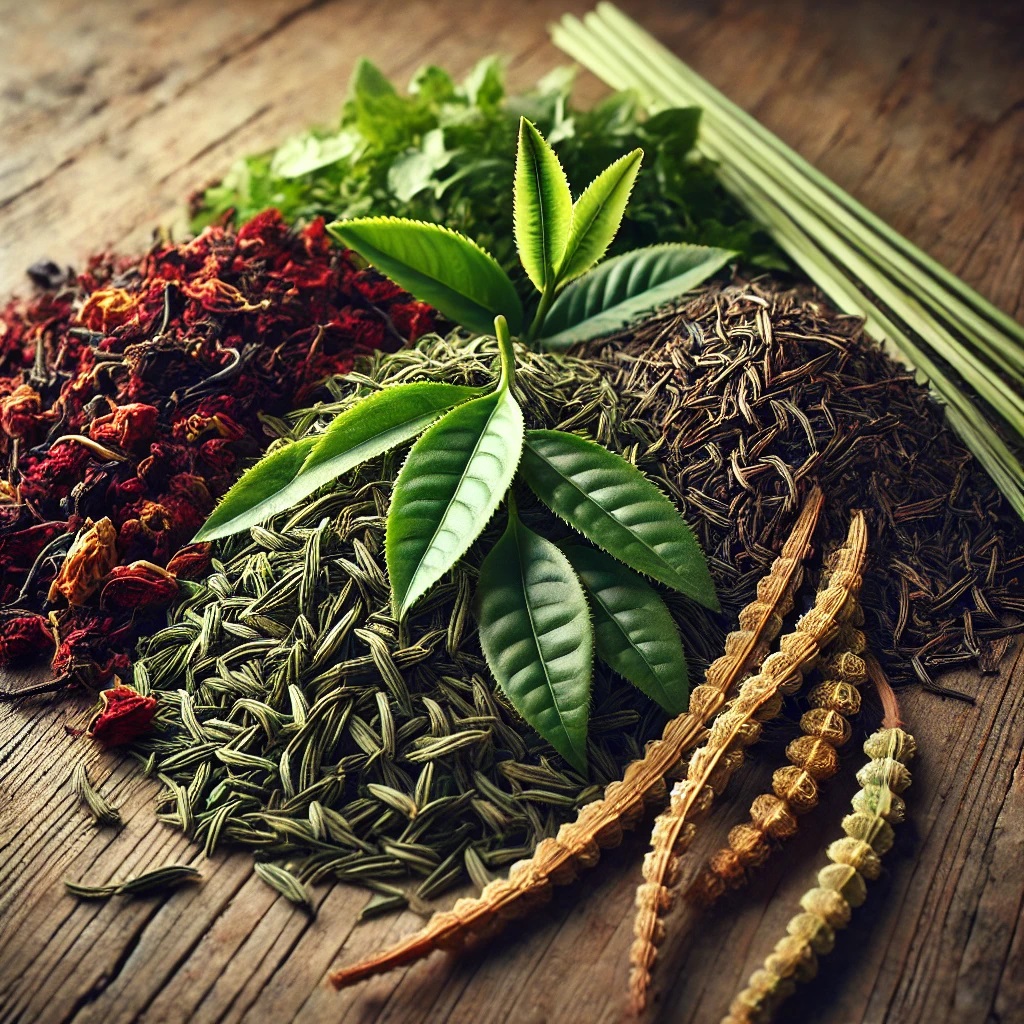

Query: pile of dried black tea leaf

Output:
[601, 278, 1024, 694]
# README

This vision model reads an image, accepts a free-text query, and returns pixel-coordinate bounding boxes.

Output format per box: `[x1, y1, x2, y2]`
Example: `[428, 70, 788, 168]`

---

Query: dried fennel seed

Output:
[328, 486, 822, 990]
[599, 280, 1024, 694]
[132, 335, 725, 909]
[65, 865, 202, 900]
[629, 513, 868, 1013]
[72, 763, 122, 828]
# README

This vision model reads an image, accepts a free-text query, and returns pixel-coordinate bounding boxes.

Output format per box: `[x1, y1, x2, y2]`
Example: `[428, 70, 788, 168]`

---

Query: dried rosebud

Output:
[87, 683, 157, 747]
[166, 542, 212, 581]
[100, 562, 179, 611]
[47, 516, 119, 606]
[0, 614, 54, 667]
[78, 287, 138, 332]
[0, 383, 51, 442]
[90, 402, 159, 450]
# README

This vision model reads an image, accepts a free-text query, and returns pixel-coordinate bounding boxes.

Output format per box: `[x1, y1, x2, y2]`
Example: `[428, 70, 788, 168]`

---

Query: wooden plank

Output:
[1, 1, 1022, 1023]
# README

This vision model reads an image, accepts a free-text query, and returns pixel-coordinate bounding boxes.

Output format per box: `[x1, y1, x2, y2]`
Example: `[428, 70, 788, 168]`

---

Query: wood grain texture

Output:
[1, 1, 1022, 1022]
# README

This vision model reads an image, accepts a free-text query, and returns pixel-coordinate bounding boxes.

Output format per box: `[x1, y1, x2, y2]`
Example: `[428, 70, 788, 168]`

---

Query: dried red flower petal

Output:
[0, 614, 54, 667]
[0, 383, 52, 443]
[78, 288, 138, 332]
[89, 402, 160, 450]
[100, 562, 179, 611]
[87, 683, 157, 747]
[166, 542, 212, 580]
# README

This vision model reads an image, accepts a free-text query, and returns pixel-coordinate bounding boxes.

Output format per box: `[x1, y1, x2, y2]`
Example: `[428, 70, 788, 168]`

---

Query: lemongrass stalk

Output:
[581, 7, 1024, 387]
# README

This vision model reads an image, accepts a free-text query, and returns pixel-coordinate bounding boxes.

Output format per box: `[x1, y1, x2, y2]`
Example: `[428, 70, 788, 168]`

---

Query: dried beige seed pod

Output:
[864, 728, 917, 763]
[818, 863, 868, 907]
[807, 678, 862, 716]
[851, 784, 906, 823]
[786, 735, 840, 779]
[750, 794, 799, 839]
[823, 650, 867, 682]
[787, 912, 836, 955]
[800, 886, 852, 928]
[842, 812, 895, 854]
[827, 837, 882, 880]
[856, 757, 912, 793]
[772, 765, 819, 813]
[799, 707, 852, 746]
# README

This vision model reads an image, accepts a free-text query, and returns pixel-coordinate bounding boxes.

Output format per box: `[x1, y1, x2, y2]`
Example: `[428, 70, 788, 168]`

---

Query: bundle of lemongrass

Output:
[551, 3, 1024, 521]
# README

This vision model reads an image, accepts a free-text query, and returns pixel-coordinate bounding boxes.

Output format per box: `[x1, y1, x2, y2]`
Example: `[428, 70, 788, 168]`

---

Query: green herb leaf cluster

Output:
[191, 58, 782, 274]
[196, 122, 720, 770]
[330, 117, 736, 349]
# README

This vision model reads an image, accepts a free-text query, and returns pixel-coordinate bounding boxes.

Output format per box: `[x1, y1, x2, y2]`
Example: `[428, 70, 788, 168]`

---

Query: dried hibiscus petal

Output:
[100, 562, 179, 611]
[0, 614, 54, 667]
[87, 683, 157, 747]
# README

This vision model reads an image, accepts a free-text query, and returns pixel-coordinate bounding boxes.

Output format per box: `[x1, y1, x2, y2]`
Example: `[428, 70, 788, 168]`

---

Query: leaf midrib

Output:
[525, 136, 552, 290]
[406, 393, 508, 604]
[512, 521, 579, 759]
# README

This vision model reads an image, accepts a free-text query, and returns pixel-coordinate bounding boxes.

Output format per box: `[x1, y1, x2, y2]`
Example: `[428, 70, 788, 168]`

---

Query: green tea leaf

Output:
[563, 544, 688, 714]
[301, 381, 481, 483]
[195, 383, 480, 543]
[387, 389, 524, 616]
[557, 148, 643, 285]
[329, 217, 523, 336]
[194, 437, 318, 543]
[521, 429, 718, 609]
[539, 243, 735, 348]
[514, 117, 572, 292]
[476, 514, 592, 770]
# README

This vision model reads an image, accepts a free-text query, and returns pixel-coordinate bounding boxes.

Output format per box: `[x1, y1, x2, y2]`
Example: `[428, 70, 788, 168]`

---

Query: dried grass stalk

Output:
[722, 725, 916, 1024]
[327, 487, 824, 990]
[687, 601, 867, 907]
[628, 512, 868, 1013]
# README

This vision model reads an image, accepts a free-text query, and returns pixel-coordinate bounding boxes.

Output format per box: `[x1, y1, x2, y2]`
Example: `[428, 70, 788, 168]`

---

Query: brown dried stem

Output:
[686, 604, 868, 907]
[628, 512, 868, 1013]
[722, 725, 916, 1024]
[327, 487, 824, 991]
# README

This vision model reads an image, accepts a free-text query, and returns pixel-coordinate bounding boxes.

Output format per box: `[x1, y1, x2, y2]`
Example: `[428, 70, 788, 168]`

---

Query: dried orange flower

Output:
[47, 517, 119, 606]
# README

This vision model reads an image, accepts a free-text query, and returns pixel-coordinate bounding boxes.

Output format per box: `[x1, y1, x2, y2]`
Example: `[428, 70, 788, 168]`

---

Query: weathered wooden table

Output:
[2, 2, 1022, 1021]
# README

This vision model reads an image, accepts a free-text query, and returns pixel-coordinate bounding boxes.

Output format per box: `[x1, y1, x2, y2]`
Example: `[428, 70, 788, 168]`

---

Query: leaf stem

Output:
[495, 315, 517, 390]
[526, 283, 556, 343]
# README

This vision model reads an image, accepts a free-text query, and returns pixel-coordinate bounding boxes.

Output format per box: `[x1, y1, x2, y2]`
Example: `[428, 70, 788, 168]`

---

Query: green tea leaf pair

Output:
[477, 524, 689, 771]
[513, 117, 642, 294]
[475, 426, 713, 771]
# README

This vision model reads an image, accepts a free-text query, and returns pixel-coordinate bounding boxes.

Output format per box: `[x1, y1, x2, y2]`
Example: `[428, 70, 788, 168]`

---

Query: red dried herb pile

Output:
[0, 210, 435, 694]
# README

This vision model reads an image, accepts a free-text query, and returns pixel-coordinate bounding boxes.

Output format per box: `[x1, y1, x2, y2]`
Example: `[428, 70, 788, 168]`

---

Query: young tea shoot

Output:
[195, 121, 726, 769]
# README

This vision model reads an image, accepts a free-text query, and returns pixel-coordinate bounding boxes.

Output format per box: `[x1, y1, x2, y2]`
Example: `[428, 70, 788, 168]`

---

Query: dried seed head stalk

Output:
[722, 725, 916, 1024]
[629, 512, 867, 1014]
[327, 488, 824, 991]
[687, 599, 868, 907]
